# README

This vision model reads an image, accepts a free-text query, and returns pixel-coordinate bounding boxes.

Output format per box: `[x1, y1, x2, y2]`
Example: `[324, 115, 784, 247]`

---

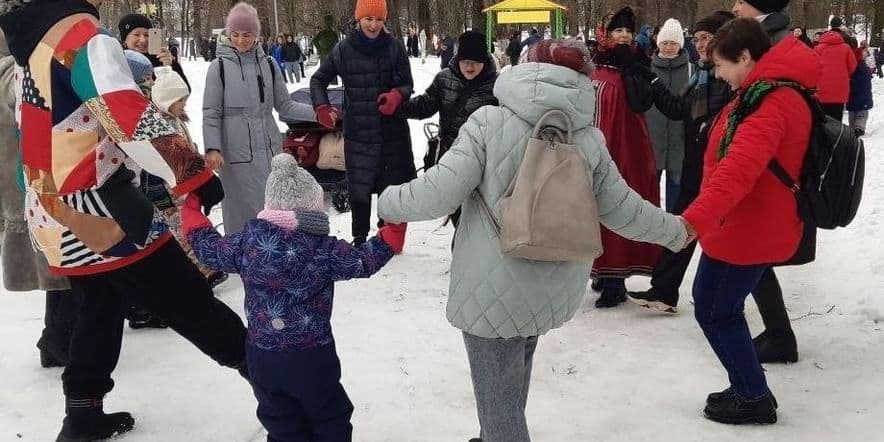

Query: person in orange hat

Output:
[310, 0, 415, 252]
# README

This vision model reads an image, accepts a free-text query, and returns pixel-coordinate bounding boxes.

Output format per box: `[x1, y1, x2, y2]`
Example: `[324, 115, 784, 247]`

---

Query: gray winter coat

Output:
[0, 33, 68, 291]
[645, 51, 691, 182]
[203, 43, 314, 234]
[378, 63, 687, 339]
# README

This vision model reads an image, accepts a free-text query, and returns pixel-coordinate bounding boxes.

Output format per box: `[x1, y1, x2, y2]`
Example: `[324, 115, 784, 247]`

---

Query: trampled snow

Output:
[1, 57, 881, 441]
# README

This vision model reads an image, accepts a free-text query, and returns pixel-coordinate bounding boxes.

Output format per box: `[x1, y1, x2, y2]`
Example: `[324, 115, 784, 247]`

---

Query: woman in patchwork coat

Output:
[378, 40, 688, 442]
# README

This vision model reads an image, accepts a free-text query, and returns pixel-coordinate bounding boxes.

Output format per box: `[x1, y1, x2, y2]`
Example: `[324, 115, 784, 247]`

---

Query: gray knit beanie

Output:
[264, 153, 324, 211]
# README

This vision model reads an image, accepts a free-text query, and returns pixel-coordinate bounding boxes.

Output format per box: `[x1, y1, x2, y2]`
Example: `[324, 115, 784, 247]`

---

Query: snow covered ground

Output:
[1, 57, 882, 442]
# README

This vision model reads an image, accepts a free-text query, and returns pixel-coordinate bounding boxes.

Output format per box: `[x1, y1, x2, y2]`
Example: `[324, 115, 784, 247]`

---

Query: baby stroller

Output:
[280, 87, 350, 213]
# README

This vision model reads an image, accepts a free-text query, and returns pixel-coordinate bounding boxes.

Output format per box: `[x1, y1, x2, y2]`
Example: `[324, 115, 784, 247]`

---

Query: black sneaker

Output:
[594, 287, 627, 308]
[352, 236, 367, 247]
[753, 330, 798, 364]
[707, 387, 778, 409]
[703, 392, 777, 425]
[627, 288, 678, 313]
[707, 387, 733, 406]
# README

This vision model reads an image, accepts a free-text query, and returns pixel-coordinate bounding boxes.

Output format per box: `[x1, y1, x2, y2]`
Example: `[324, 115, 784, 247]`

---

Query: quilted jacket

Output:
[378, 63, 687, 339]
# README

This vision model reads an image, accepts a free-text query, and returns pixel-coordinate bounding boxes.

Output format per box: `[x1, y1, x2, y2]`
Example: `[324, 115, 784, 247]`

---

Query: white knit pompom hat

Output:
[656, 18, 685, 48]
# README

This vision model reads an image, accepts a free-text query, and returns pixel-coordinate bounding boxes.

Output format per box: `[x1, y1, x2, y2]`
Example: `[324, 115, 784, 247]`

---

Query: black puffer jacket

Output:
[310, 28, 416, 203]
[649, 62, 731, 211]
[399, 56, 498, 152]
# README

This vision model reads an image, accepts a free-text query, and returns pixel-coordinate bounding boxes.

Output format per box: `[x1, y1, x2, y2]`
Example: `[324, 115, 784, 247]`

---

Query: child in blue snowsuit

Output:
[183, 153, 399, 441]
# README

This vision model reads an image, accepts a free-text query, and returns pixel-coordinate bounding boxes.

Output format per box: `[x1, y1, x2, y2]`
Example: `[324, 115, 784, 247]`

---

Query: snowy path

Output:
[0, 59, 881, 441]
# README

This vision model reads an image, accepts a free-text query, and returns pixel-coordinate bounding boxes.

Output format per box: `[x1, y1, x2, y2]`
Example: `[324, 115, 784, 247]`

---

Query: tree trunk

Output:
[564, 0, 578, 35]
[873, 0, 884, 46]
[192, 0, 205, 57]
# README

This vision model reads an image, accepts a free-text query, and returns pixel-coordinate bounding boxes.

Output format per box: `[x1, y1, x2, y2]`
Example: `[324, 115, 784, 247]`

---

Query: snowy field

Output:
[1, 57, 882, 441]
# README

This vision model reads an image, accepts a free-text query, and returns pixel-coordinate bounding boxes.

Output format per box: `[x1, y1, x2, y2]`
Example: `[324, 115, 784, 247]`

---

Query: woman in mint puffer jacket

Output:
[378, 40, 689, 442]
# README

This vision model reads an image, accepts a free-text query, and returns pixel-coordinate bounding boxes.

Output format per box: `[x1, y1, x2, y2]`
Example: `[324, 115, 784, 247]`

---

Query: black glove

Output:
[612, 44, 635, 70]
[193, 174, 224, 215]
[629, 62, 658, 82]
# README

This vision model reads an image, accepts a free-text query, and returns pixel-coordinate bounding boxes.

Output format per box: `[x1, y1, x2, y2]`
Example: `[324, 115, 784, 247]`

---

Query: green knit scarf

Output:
[717, 79, 808, 160]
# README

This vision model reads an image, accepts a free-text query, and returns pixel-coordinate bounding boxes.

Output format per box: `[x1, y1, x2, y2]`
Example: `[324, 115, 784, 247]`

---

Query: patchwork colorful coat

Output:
[2, 7, 212, 276]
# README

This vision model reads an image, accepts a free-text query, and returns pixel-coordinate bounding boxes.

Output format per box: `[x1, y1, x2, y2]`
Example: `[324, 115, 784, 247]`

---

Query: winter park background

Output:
[1, 56, 883, 441]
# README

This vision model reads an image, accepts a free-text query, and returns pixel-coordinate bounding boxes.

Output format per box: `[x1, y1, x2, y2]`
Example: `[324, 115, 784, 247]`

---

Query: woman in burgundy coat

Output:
[589, 6, 661, 308]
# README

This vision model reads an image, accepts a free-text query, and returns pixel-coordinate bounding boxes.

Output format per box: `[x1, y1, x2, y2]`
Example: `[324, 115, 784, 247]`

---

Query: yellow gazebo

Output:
[482, 0, 567, 50]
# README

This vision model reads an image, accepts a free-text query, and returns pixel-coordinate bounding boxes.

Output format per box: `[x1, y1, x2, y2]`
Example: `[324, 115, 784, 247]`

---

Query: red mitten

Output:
[377, 90, 404, 116]
[315, 104, 340, 129]
[181, 193, 213, 235]
[377, 222, 407, 255]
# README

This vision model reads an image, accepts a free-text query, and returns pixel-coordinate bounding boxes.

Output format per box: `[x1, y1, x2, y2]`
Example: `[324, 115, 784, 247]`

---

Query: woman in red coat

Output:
[814, 27, 857, 120]
[589, 6, 661, 308]
[681, 19, 818, 425]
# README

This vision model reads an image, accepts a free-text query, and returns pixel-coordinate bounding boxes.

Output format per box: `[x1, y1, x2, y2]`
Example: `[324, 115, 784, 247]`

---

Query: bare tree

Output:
[873, 0, 884, 45]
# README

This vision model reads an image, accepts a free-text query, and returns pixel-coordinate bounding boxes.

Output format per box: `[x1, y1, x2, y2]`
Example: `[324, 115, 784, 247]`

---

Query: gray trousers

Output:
[463, 332, 538, 442]
[849, 110, 869, 134]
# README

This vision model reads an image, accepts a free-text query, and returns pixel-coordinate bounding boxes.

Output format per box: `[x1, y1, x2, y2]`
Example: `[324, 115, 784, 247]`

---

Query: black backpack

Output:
[762, 82, 865, 230]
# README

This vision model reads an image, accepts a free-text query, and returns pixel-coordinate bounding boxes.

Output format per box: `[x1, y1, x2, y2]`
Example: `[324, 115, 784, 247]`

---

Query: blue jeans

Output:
[692, 254, 770, 401]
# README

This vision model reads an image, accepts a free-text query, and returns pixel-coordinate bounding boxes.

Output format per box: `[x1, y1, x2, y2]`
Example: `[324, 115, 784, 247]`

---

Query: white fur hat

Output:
[151, 66, 189, 114]
[656, 18, 684, 48]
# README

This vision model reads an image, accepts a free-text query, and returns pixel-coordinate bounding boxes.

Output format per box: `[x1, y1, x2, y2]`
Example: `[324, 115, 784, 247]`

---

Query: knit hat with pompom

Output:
[264, 153, 324, 212]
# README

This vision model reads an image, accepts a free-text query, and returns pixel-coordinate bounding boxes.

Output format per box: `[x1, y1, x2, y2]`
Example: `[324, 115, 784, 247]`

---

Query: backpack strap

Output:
[764, 80, 823, 193]
[218, 57, 225, 88]
[533, 109, 573, 144]
[768, 159, 801, 193]
[266, 56, 277, 83]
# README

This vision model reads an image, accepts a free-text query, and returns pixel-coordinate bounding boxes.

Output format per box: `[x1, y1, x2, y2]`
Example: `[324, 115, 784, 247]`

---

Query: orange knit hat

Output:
[355, 0, 387, 21]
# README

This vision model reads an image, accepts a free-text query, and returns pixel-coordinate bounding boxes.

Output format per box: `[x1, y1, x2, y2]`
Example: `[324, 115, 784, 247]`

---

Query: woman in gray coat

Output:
[645, 18, 691, 212]
[0, 26, 75, 368]
[202, 3, 314, 234]
[378, 40, 690, 442]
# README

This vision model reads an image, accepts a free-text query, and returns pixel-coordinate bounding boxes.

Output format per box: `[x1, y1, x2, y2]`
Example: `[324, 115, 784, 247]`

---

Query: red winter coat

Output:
[814, 31, 857, 104]
[682, 36, 820, 265]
